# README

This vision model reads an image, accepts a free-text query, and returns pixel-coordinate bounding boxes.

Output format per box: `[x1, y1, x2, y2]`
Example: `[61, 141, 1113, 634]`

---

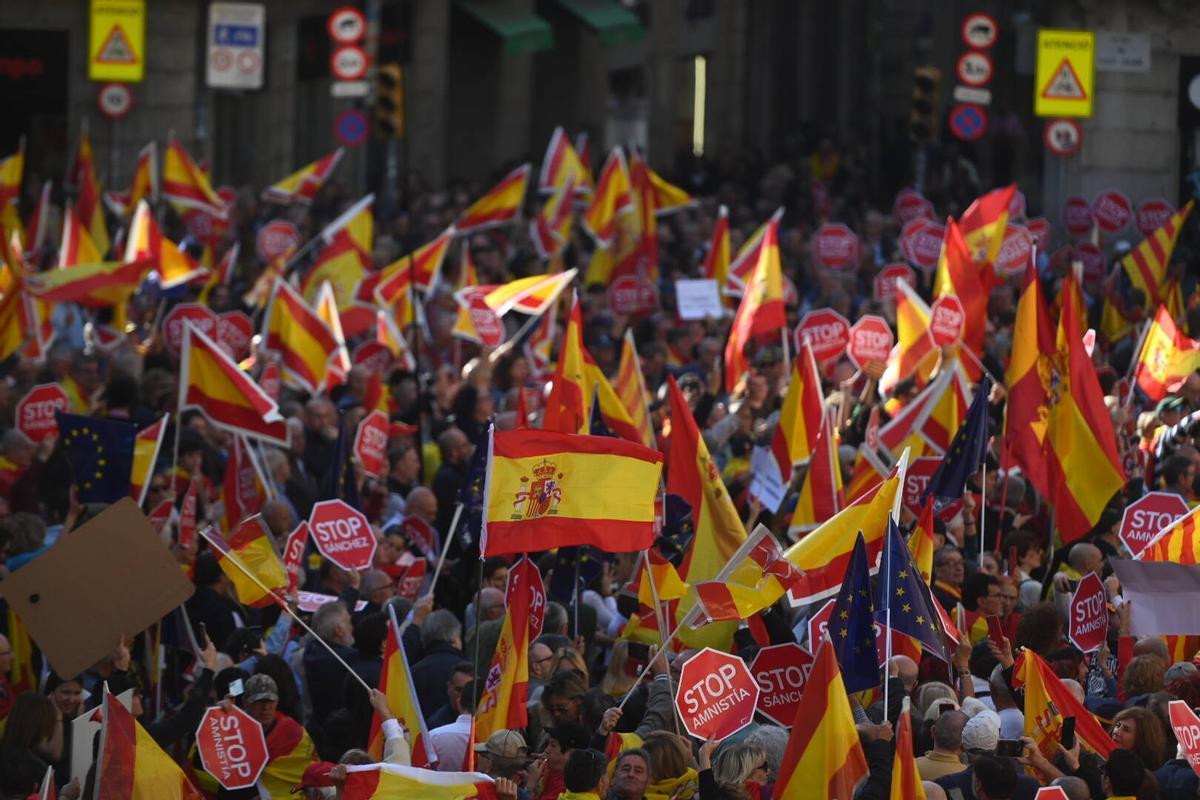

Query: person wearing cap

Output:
[239, 673, 317, 798]
[291, 760, 340, 799]
[474, 729, 530, 798]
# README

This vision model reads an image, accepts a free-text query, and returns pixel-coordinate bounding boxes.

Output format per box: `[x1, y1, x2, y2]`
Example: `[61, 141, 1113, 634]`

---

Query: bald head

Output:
[1066, 543, 1102, 576]
[932, 710, 967, 753]
[406, 486, 437, 523]
[891, 655, 919, 691]
[361, 570, 393, 595]
[261, 499, 293, 538]
[1050, 776, 1089, 800]
[1134, 635, 1170, 661]
[1060, 679, 1085, 705]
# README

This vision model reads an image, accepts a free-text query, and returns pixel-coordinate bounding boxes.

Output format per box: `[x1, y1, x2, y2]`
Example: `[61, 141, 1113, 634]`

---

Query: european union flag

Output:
[656, 494, 694, 566]
[323, 410, 360, 509]
[920, 374, 991, 516]
[828, 532, 879, 694]
[875, 519, 950, 661]
[547, 546, 605, 603]
[56, 412, 137, 504]
[456, 424, 491, 548]
[589, 388, 616, 438]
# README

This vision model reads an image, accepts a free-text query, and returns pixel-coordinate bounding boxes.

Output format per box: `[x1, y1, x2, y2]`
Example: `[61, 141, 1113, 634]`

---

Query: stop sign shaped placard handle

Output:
[308, 499, 377, 571]
[1067, 572, 1108, 654]
[196, 705, 268, 790]
[750, 643, 814, 727]
[675, 647, 759, 741]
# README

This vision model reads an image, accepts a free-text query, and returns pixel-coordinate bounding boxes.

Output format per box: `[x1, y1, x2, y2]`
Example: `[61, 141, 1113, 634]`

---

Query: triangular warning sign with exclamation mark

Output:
[95, 24, 138, 65]
[1040, 58, 1087, 100]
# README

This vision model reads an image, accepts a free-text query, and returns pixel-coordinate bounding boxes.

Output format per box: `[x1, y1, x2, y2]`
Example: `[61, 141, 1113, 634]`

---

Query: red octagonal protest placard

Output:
[354, 410, 390, 478]
[164, 303, 220, 357]
[218, 311, 254, 360]
[814, 223, 861, 270]
[996, 226, 1033, 276]
[873, 263, 916, 303]
[1119, 491, 1189, 558]
[750, 643, 814, 728]
[16, 383, 70, 443]
[930, 295, 965, 346]
[1168, 700, 1200, 778]
[902, 457, 944, 516]
[1068, 572, 1108, 654]
[506, 556, 547, 640]
[847, 315, 894, 370]
[795, 309, 850, 365]
[676, 648, 759, 741]
[1062, 196, 1093, 238]
[899, 219, 945, 272]
[1093, 190, 1132, 234]
[308, 499, 376, 571]
[196, 705, 268, 790]
[1136, 198, 1175, 238]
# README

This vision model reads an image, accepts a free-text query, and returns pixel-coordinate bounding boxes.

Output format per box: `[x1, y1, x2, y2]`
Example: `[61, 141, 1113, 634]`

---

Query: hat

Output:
[1166, 661, 1199, 685]
[1157, 396, 1185, 415]
[473, 729, 528, 759]
[291, 761, 338, 793]
[243, 673, 279, 705]
[961, 710, 1001, 753]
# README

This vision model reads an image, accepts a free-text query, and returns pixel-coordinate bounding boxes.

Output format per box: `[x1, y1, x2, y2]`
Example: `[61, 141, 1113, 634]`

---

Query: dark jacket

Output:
[411, 641, 467, 723]
[302, 638, 361, 725]
[185, 586, 243, 654]
[935, 763, 1040, 800]
[1157, 758, 1200, 800]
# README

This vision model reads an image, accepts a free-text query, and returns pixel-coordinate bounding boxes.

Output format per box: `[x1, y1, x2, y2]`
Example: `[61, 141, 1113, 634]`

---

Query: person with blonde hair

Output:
[599, 640, 636, 698]
[641, 731, 699, 800]
[712, 741, 771, 797]
[550, 646, 589, 684]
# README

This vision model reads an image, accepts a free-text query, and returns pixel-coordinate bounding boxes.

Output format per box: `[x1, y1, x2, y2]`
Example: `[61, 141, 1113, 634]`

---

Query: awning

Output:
[550, 0, 644, 47]
[456, 1, 555, 56]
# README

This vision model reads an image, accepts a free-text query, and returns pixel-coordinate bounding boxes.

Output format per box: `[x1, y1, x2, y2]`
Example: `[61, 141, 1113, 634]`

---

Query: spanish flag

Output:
[315, 281, 352, 390]
[58, 201, 102, 267]
[163, 134, 227, 219]
[908, 498, 935, 585]
[538, 126, 592, 197]
[125, 200, 210, 288]
[104, 141, 158, 218]
[1138, 504, 1200, 563]
[24, 180, 52, 256]
[370, 606, 436, 765]
[702, 204, 731, 293]
[481, 268, 575, 317]
[0, 146, 24, 245]
[262, 278, 340, 394]
[881, 280, 937, 392]
[200, 515, 287, 607]
[958, 185, 1015, 271]
[258, 712, 318, 796]
[933, 219, 987, 377]
[772, 638, 867, 800]
[788, 411, 844, 535]
[1013, 649, 1115, 760]
[96, 689, 203, 799]
[6, 608, 35, 694]
[457, 163, 530, 233]
[724, 217, 785, 392]
[67, 125, 110, 258]
[530, 176, 576, 261]
[1002, 259, 1056, 499]
[1134, 305, 1200, 401]
[366, 256, 416, 329]
[1045, 278, 1126, 543]
[398, 225, 455, 293]
[614, 329, 656, 449]
[179, 323, 289, 445]
[476, 556, 537, 740]
[725, 208, 784, 296]
[845, 447, 886, 504]
[692, 525, 805, 622]
[262, 148, 345, 205]
[342, 764, 496, 800]
[129, 415, 167, 505]
[198, 242, 239, 305]
[25, 258, 151, 310]
[303, 197, 374, 308]
[220, 435, 270, 533]
[890, 698, 926, 800]
[1121, 201, 1193, 310]
[771, 339, 825, 484]
[582, 148, 634, 248]
[634, 550, 689, 608]
[480, 428, 663, 557]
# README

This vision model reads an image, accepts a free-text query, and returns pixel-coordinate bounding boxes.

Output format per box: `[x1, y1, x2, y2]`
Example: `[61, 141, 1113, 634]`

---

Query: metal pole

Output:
[363, 0, 382, 198]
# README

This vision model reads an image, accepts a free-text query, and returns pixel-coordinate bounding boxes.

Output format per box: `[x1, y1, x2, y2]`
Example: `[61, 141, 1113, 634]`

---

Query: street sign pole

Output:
[363, 0, 382, 202]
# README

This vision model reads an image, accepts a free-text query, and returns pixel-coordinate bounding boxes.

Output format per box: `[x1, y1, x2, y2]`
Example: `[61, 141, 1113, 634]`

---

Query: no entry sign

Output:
[795, 309, 850, 365]
[930, 295, 965, 346]
[675, 648, 759, 741]
[308, 499, 376, 571]
[1067, 572, 1107, 653]
[354, 410, 389, 478]
[16, 384, 70, 443]
[847, 315, 895, 369]
[750, 643, 814, 728]
[1120, 491, 1189, 557]
[813, 224, 861, 270]
[196, 705, 268, 790]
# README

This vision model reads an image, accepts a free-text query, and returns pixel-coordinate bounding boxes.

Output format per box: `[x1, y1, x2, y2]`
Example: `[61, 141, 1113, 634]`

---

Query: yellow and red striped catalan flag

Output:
[370, 606, 436, 766]
[614, 329, 655, 449]
[1121, 201, 1193, 310]
[96, 689, 204, 799]
[342, 763, 496, 800]
[262, 278, 340, 394]
[457, 164, 530, 233]
[200, 515, 287, 607]
[481, 429, 662, 557]
[1139, 504, 1200, 563]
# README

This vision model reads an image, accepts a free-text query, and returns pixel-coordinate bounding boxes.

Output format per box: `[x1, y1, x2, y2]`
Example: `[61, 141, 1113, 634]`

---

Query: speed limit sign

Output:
[97, 83, 134, 120]
[1044, 119, 1083, 157]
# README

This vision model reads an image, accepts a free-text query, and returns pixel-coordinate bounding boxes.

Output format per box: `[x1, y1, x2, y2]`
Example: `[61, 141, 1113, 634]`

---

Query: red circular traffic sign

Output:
[962, 12, 998, 49]
[956, 51, 993, 87]
[97, 82, 133, 120]
[256, 220, 300, 263]
[196, 705, 268, 790]
[1044, 119, 1083, 157]
[1093, 190, 1133, 234]
[308, 499, 377, 571]
[327, 6, 366, 44]
[1136, 198, 1175, 238]
[354, 410, 390, 479]
[813, 224, 861, 270]
[164, 304, 220, 357]
[1067, 572, 1108, 654]
[900, 219, 945, 272]
[218, 311, 253, 360]
[1062, 195, 1093, 238]
[996, 226, 1033, 275]
[675, 648, 759, 741]
[893, 189, 935, 226]
[948, 103, 987, 142]
[1073, 243, 1106, 283]
[750, 644, 814, 728]
[16, 384, 70, 443]
[607, 275, 658, 316]
[847, 315, 895, 369]
[795, 309, 851, 365]
[873, 263, 916, 303]
[930, 295, 965, 346]
[1119, 491, 1189, 557]
[330, 45, 368, 81]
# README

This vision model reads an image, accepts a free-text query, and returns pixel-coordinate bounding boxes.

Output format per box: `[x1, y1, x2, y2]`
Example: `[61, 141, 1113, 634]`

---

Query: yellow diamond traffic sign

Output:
[1035, 29, 1094, 118]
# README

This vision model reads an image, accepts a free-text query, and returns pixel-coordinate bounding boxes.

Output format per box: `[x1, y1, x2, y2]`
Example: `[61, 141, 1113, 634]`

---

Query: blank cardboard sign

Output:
[1, 497, 194, 677]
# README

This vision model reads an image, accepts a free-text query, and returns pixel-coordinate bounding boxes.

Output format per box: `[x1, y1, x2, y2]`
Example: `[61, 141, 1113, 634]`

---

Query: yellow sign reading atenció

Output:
[1035, 29, 1094, 118]
[89, 0, 145, 83]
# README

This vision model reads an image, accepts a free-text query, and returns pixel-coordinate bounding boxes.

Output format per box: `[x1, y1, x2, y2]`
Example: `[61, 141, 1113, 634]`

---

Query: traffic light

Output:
[908, 66, 941, 143]
[374, 63, 404, 138]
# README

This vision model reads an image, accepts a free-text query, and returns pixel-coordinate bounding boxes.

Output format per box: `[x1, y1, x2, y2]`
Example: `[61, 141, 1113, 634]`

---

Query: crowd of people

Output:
[0, 127, 1196, 800]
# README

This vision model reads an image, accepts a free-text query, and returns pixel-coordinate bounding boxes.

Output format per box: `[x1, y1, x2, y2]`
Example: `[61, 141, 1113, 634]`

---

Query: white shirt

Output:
[428, 713, 472, 771]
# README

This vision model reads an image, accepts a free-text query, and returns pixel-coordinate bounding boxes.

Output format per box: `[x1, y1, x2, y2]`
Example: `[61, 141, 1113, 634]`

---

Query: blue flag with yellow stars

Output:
[875, 518, 950, 661]
[828, 532, 879, 694]
[456, 423, 491, 548]
[920, 374, 991, 517]
[56, 412, 137, 504]
[548, 546, 605, 603]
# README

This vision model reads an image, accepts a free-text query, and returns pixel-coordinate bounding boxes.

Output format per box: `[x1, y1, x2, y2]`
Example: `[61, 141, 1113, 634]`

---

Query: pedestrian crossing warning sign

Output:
[1035, 29, 1094, 118]
[89, 0, 145, 83]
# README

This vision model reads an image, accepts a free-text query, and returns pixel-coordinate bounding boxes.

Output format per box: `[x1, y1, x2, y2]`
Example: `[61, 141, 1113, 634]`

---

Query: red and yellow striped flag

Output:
[481, 429, 662, 557]
[771, 338, 824, 483]
[179, 323, 289, 445]
[198, 242, 239, 304]
[582, 148, 633, 247]
[476, 556, 537, 740]
[67, 126, 110, 257]
[772, 638, 867, 800]
[25, 258, 151, 313]
[200, 515, 287, 607]
[220, 435, 270, 533]
[96, 690, 204, 799]
[315, 281, 351, 391]
[7, 607, 35, 694]
[1014, 649, 1115, 760]
[933, 220, 987, 379]
[58, 200, 102, 267]
[725, 217, 785, 392]
[958, 185, 1015, 271]
[1046, 278, 1126, 543]
[1139, 504, 1200, 563]
[457, 164, 530, 233]
[481, 269, 575, 317]
[909, 498, 935, 585]
[368, 256, 416, 329]
[890, 698, 926, 800]
[725, 209, 784, 296]
[1134, 305, 1200, 401]
[882, 280, 937, 392]
[530, 176, 576, 261]
[845, 447, 886, 504]
[1002, 259, 1056, 500]
[1121, 201, 1194, 310]
[538, 126, 592, 197]
[163, 134, 227, 219]
[788, 411, 844, 535]
[370, 606, 435, 765]
[126, 200, 209, 288]
[129, 415, 168, 505]
[692, 525, 805, 622]
[262, 148, 344, 205]
[104, 142, 158, 217]
[262, 278, 340, 394]
[702, 204, 731, 292]
[614, 329, 655, 449]
[634, 550, 688, 608]
[302, 232, 368, 311]
[407, 225, 455, 293]
[0, 146, 24, 246]
[342, 764, 496, 800]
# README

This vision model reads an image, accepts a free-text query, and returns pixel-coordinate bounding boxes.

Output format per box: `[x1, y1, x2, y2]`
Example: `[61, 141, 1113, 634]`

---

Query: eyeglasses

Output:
[532, 655, 554, 666]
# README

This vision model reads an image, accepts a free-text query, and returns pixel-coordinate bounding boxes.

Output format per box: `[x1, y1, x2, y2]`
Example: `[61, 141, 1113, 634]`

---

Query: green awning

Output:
[456, 1, 555, 56]
[551, 0, 644, 47]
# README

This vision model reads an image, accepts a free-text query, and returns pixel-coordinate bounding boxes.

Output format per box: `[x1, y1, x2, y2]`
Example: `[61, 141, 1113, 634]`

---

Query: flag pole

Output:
[572, 555, 581, 642]
[428, 503, 463, 593]
[472, 557, 485, 680]
[198, 526, 372, 693]
[995, 441, 1011, 555]
[640, 551, 681, 735]
[883, 449, 912, 717]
